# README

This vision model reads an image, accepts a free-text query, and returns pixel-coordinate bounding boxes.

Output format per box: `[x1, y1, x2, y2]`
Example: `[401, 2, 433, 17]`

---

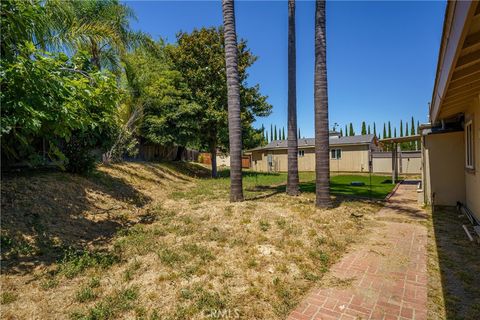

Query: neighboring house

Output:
[245, 133, 380, 173]
[421, 1, 480, 221]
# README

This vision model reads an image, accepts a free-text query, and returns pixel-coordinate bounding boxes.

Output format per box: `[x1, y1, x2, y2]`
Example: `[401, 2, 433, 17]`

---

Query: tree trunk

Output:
[314, 0, 331, 208]
[287, 0, 300, 196]
[210, 142, 218, 178]
[222, 0, 244, 202]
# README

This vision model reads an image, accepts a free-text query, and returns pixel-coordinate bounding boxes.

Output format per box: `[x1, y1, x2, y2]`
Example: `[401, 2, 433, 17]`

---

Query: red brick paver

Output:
[288, 181, 428, 320]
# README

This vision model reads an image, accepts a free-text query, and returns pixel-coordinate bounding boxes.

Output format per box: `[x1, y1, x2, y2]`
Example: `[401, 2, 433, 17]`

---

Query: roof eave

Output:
[430, 1, 478, 123]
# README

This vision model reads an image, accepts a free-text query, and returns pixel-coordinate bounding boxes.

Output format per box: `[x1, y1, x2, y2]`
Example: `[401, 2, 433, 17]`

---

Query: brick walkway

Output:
[288, 181, 428, 320]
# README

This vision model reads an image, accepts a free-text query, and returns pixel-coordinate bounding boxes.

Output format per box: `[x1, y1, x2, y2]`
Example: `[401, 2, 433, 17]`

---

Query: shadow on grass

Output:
[431, 206, 480, 319]
[1, 168, 151, 275]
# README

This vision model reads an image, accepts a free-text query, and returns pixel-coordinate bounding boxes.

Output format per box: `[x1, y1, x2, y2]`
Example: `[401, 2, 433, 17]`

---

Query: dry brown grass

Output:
[1, 162, 383, 319]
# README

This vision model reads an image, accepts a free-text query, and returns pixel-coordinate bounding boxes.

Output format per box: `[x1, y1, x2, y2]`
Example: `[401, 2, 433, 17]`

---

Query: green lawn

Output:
[186, 169, 398, 200]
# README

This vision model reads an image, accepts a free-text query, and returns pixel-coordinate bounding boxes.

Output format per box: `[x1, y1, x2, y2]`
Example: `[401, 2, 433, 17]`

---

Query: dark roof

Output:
[248, 134, 376, 152]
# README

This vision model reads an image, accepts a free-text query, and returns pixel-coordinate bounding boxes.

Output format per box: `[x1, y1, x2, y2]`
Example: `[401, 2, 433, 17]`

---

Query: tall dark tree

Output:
[270, 124, 274, 141]
[388, 121, 392, 138]
[394, 127, 397, 138]
[314, 0, 331, 208]
[373, 122, 377, 137]
[298, 128, 301, 139]
[400, 120, 403, 137]
[349, 123, 355, 136]
[340, 128, 343, 136]
[345, 124, 348, 136]
[282, 127, 286, 140]
[383, 123, 387, 139]
[361, 121, 366, 135]
[222, 0, 243, 202]
[274, 125, 277, 140]
[367, 125, 371, 135]
[286, 0, 300, 195]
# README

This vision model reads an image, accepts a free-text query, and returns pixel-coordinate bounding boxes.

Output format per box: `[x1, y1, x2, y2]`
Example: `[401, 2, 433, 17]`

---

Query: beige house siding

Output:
[423, 131, 466, 206]
[464, 96, 480, 220]
[329, 145, 370, 173]
[250, 144, 371, 173]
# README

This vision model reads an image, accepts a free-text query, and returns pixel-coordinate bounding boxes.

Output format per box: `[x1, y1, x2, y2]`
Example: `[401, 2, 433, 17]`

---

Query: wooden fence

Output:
[136, 144, 199, 162]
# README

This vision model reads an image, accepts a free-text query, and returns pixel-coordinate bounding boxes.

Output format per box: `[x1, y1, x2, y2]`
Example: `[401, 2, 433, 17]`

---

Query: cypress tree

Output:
[274, 125, 277, 140]
[282, 127, 285, 140]
[367, 125, 371, 135]
[298, 128, 301, 139]
[270, 124, 273, 141]
[383, 123, 387, 139]
[405, 123, 409, 136]
[411, 117, 415, 136]
[345, 124, 348, 136]
[394, 127, 397, 138]
[340, 128, 343, 136]
[361, 121, 366, 135]
[349, 123, 355, 136]
[400, 120, 403, 137]
[373, 123, 377, 137]
[388, 122, 392, 138]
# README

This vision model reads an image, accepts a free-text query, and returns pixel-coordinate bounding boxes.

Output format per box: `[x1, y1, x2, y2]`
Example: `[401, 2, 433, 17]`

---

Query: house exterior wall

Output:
[250, 144, 371, 173]
[464, 95, 480, 220]
[423, 131, 466, 206]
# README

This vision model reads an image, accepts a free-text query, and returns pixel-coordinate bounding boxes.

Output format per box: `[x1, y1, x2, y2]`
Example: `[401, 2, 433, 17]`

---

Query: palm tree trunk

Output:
[287, 0, 300, 196]
[222, 0, 244, 202]
[314, 0, 331, 208]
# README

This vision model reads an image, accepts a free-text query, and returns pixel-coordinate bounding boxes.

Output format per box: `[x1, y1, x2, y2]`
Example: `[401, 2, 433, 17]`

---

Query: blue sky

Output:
[126, 0, 446, 138]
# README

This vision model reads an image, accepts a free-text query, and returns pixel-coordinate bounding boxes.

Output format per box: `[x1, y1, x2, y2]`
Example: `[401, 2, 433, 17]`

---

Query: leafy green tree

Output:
[361, 121, 366, 135]
[170, 27, 271, 177]
[1, 43, 119, 170]
[124, 42, 201, 149]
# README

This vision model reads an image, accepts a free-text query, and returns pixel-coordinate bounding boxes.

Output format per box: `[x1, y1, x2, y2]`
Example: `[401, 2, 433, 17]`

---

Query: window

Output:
[330, 148, 342, 159]
[466, 120, 474, 169]
[298, 150, 305, 157]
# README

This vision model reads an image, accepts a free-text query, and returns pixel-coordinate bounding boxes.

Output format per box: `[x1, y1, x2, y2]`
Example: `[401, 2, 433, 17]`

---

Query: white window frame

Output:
[330, 148, 342, 160]
[298, 150, 305, 157]
[465, 120, 474, 169]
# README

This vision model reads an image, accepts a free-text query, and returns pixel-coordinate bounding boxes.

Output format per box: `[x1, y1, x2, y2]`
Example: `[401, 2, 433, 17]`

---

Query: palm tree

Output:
[314, 0, 331, 208]
[287, 0, 300, 196]
[222, 0, 244, 202]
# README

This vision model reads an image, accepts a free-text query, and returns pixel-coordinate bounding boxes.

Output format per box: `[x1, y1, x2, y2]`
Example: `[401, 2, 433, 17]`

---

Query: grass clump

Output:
[58, 249, 120, 279]
[71, 286, 139, 320]
[1, 292, 17, 305]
